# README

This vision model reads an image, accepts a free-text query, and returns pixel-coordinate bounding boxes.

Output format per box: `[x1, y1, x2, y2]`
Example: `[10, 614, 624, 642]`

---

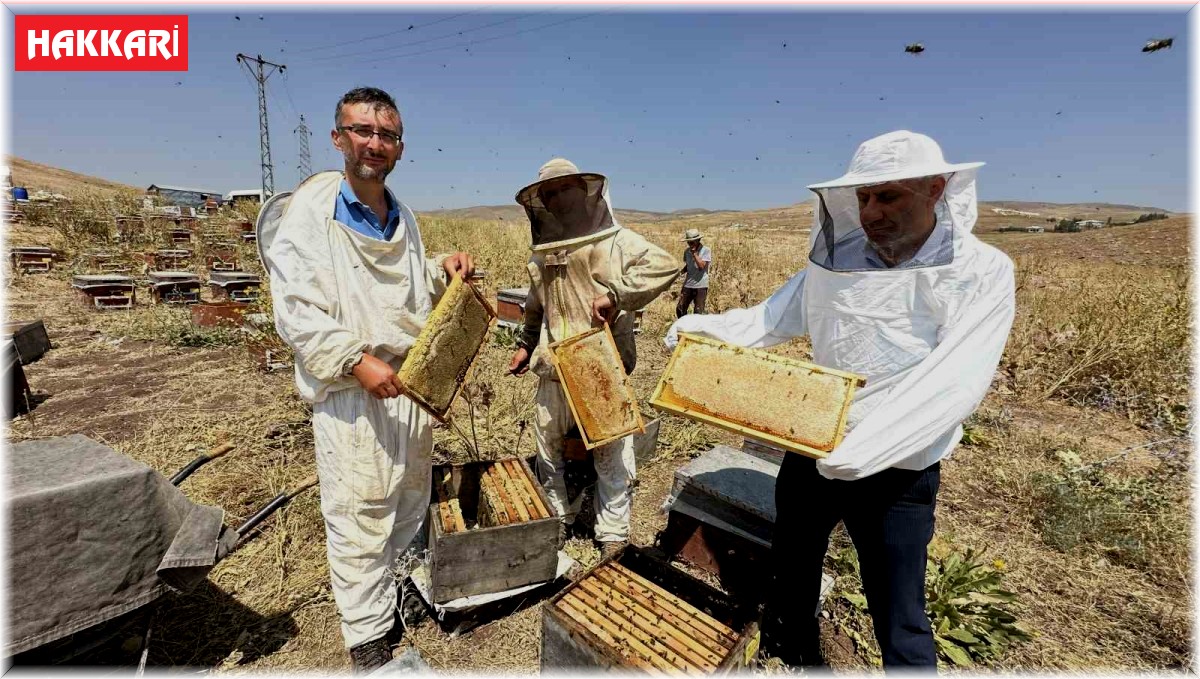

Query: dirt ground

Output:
[4, 209, 1192, 673]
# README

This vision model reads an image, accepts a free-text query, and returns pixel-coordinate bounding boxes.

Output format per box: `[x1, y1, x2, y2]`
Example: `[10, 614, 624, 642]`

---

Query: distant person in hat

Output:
[256, 86, 475, 672]
[675, 228, 712, 317]
[665, 131, 1016, 668]
[507, 158, 678, 559]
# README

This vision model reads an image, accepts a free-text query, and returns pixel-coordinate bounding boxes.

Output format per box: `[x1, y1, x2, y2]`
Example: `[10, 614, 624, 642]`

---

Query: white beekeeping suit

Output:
[514, 158, 679, 546]
[666, 131, 1016, 480]
[256, 171, 448, 649]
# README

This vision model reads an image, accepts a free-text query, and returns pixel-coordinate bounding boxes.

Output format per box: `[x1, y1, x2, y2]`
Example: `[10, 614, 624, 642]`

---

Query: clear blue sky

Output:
[7, 7, 1191, 212]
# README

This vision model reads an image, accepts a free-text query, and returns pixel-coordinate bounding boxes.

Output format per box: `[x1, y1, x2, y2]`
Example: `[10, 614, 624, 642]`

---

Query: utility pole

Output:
[295, 114, 312, 180]
[236, 53, 285, 198]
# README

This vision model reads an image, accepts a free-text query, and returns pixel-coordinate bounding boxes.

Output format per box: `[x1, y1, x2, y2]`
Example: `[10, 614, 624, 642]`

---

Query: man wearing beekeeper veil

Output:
[665, 131, 1016, 668]
[508, 158, 679, 559]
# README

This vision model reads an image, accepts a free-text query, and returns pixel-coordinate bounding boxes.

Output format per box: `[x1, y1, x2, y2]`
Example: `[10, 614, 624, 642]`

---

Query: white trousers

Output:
[533, 377, 635, 543]
[312, 387, 432, 649]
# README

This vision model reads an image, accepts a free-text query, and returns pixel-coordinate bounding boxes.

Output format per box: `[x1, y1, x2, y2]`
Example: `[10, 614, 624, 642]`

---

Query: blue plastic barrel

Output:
[12, 187, 29, 201]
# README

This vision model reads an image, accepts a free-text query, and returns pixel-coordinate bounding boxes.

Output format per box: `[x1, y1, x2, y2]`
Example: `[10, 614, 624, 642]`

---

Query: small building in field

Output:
[145, 184, 223, 209]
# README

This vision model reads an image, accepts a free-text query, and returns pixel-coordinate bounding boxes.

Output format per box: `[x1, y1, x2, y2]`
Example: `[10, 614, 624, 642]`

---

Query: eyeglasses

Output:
[337, 125, 402, 146]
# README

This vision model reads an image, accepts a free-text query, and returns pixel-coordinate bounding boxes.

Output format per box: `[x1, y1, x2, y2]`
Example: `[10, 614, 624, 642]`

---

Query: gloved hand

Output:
[663, 314, 709, 350]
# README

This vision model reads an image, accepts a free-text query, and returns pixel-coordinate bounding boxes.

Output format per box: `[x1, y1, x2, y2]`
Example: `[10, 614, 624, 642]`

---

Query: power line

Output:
[279, 70, 302, 121]
[304, 10, 613, 70]
[291, 12, 541, 64]
[236, 53, 286, 198]
[291, 8, 487, 55]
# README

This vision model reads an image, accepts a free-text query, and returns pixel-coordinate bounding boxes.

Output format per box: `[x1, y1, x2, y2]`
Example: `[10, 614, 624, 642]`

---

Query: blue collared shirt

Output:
[333, 179, 401, 241]
[814, 218, 955, 272]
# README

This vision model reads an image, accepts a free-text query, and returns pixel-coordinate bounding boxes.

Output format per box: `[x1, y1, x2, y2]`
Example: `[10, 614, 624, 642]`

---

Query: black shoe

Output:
[349, 637, 393, 674]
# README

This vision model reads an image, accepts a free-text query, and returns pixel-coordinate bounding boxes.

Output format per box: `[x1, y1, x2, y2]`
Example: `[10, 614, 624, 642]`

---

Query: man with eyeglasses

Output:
[256, 86, 474, 672]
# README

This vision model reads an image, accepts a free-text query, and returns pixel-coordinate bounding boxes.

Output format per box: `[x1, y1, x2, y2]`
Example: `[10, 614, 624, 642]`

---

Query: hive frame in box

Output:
[541, 545, 761, 672]
[396, 276, 497, 423]
[650, 332, 866, 460]
[548, 325, 645, 450]
[426, 459, 560, 603]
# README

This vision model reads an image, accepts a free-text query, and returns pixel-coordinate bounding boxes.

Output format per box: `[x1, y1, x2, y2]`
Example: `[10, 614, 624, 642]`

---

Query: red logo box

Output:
[15, 15, 188, 71]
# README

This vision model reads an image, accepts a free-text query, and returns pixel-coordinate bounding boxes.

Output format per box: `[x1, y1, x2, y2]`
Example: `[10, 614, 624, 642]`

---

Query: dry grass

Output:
[3, 194, 1192, 672]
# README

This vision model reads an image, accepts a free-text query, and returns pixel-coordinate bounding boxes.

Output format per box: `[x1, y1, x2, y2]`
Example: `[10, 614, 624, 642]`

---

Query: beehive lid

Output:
[549, 326, 644, 449]
[397, 276, 496, 421]
[650, 333, 866, 459]
[12, 246, 52, 255]
[72, 274, 134, 286]
[157, 249, 191, 256]
[148, 271, 201, 283]
[497, 288, 529, 303]
[209, 271, 259, 284]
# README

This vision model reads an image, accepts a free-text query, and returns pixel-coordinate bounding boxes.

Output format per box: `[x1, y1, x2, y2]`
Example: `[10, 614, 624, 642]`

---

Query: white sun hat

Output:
[807, 130, 984, 190]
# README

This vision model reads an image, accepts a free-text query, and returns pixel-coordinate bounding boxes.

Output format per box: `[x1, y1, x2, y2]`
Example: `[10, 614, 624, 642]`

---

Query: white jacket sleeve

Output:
[664, 270, 808, 349]
[815, 261, 1016, 481]
[268, 222, 370, 384]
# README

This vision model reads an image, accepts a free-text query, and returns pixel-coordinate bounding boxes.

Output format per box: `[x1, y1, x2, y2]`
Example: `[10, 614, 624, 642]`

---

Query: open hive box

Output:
[542, 545, 760, 673]
[548, 326, 645, 449]
[651, 333, 866, 459]
[427, 459, 559, 603]
[397, 276, 495, 422]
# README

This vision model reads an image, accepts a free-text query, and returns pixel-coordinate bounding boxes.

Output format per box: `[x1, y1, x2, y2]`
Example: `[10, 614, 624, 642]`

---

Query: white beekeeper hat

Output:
[807, 130, 983, 190]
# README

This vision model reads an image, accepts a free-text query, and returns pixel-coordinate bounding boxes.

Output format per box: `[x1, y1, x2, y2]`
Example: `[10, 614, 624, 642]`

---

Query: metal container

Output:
[190, 301, 249, 329]
[71, 274, 135, 309]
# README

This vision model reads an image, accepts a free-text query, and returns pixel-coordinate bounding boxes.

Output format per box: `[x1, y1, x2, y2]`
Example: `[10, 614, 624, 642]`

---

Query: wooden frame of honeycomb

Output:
[650, 333, 866, 459]
[397, 276, 496, 422]
[548, 325, 645, 449]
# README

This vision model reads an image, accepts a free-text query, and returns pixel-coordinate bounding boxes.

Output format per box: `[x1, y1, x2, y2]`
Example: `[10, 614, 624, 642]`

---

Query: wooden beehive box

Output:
[495, 287, 528, 329]
[548, 326, 645, 449]
[147, 271, 202, 305]
[542, 545, 761, 673]
[397, 276, 495, 422]
[427, 459, 559, 603]
[71, 274, 136, 310]
[651, 333, 866, 460]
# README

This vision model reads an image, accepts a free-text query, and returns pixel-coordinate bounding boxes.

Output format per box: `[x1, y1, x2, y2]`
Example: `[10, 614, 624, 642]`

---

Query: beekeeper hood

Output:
[806, 130, 984, 272]
[515, 158, 622, 252]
